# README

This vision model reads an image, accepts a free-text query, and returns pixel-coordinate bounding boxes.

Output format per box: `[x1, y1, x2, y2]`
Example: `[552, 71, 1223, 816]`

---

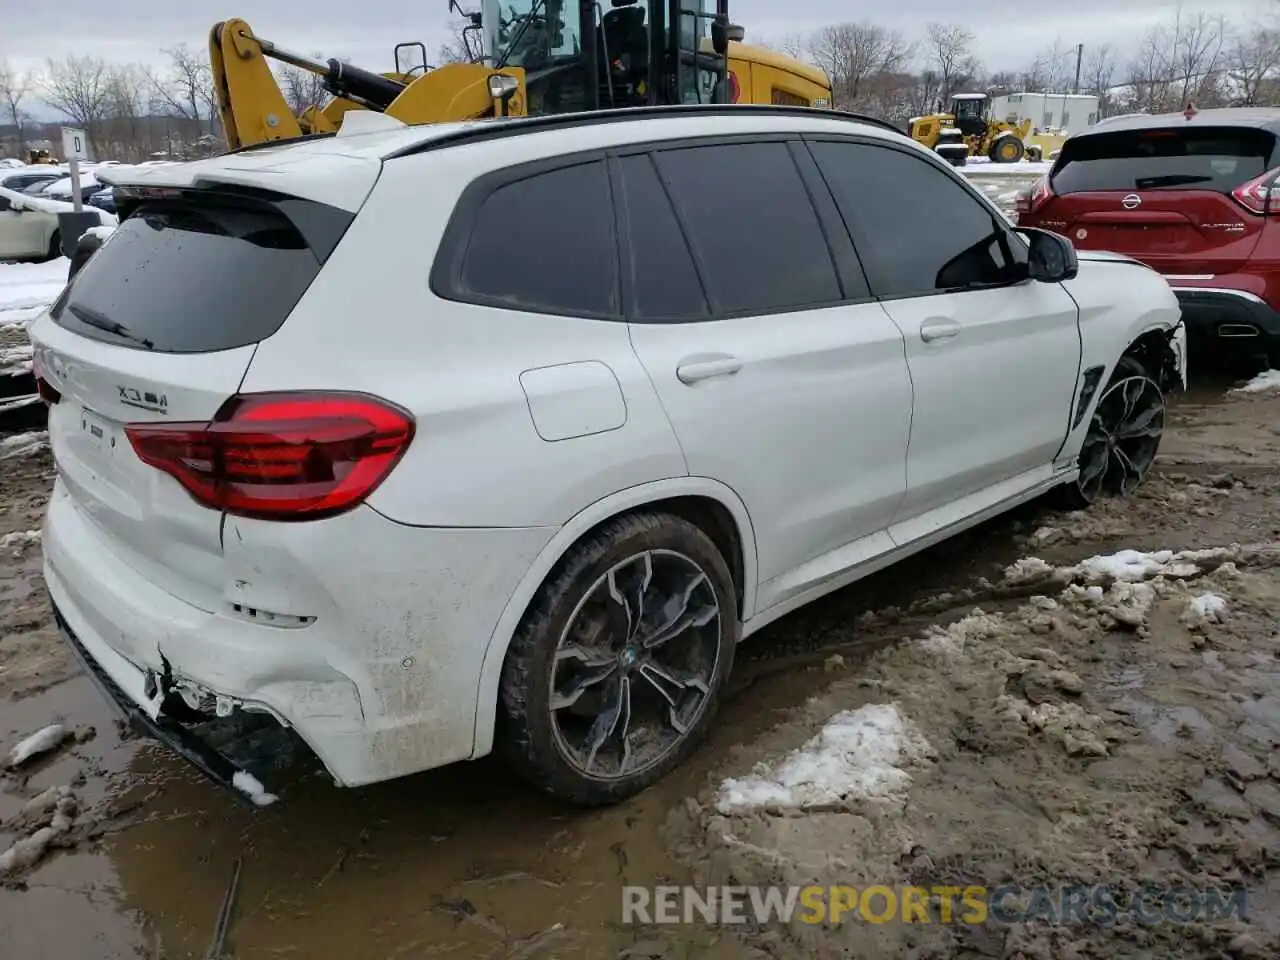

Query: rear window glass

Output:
[1051, 126, 1277, 195]
[52, 197, 340, 353]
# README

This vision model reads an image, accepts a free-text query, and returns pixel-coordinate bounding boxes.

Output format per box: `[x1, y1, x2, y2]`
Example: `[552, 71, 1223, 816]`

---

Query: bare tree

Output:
[150, 44, 218, 133]
[274, 56, 331, 116]
[41, 55, 113, 154]
[756, 32, 808, 61]
[0, 59, 31, 155]
[1022, 39, 1076, 93]
[925, 23, 980, 101]
[808, 21, 913, 109]
[1226, 24, 1280, 105]
[1170, 10, 1228, 105]
[103, 64, 150, 161]
[438, 11, 485, 65]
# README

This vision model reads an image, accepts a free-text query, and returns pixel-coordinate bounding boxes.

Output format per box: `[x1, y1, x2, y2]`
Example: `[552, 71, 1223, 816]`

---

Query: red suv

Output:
[1016, 107, 1280, 369]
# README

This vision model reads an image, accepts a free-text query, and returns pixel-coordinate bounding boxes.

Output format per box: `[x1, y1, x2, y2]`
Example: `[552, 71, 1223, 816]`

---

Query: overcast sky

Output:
[1, 0, 1273, 105]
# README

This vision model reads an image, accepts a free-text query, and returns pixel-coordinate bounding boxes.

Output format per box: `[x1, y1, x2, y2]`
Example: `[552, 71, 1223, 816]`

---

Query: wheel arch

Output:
[1120, 324, 1185, 395]
[470, 476, 758, 758]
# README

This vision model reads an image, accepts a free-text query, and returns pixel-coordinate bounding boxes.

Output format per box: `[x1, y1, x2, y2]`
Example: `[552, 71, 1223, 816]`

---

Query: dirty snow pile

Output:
[0, 431, 48, 460]
[1231, 369, 1280, 394]
[0, 724, 91, 879]
[716, 704, 934, 814]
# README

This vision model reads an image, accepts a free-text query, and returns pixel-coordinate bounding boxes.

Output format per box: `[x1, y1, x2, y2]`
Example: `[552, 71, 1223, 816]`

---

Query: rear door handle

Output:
[676, 356, 743, 384]
[919, 319, 961, 343]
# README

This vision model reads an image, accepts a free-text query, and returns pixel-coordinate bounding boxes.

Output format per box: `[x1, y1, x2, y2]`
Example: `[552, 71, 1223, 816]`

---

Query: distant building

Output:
[989, 92, 1101, 138]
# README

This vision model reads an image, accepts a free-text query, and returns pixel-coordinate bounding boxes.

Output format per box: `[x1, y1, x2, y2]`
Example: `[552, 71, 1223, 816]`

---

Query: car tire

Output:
[1057, 355, 1166, 510]
[497, 511, 739, 806]
[46, 230, 61, 262]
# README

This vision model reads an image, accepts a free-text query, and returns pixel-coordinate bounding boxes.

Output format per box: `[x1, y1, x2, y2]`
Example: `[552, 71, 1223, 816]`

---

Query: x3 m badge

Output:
[117, 385, 168, 413]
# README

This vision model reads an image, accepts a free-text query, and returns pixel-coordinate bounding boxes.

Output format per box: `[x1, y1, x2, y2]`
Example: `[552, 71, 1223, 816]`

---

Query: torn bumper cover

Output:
[51, 601, 279, 808]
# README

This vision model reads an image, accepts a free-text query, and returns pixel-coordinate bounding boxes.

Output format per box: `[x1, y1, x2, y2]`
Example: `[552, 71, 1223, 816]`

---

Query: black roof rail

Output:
[385, 102, 908, 159]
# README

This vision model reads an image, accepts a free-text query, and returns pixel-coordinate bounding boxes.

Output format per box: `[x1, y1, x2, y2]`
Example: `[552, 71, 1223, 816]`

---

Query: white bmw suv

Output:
[27, 105, 1186, 808]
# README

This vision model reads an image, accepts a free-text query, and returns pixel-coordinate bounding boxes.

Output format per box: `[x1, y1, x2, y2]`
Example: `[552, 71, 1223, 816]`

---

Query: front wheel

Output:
[1059, 356, 1166, 509]
[497, 512, 738, 806]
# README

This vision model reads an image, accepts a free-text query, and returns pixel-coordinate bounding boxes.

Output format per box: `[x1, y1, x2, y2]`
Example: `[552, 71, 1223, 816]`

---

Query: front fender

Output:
[1057, 260, 1184, 466]
[469, 475, 759, 759]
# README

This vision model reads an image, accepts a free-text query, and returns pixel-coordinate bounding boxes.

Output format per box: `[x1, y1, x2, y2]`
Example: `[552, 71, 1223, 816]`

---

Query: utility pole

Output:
[1073, 42, 1084, 95]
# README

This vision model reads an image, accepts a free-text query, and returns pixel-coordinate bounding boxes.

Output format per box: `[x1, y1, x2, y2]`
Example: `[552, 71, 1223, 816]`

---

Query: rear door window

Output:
[651, 140, 843, 316]
[52, 194, 350, 354]
[615, 154, 708, 321]
[1051, 127, 1278, 194]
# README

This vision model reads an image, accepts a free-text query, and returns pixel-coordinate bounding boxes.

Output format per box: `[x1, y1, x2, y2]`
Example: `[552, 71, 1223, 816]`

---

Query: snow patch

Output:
[0, 530, 41, 553]
[918, 608, 1007, 655]
[0, 431, 49, 460]
[232, 770, 279, 807]
[1184, 592, 1229, 628]
[1231, 370, 1280, 394]
[715, 703, 933, 814]
[5, 724, 69, 768]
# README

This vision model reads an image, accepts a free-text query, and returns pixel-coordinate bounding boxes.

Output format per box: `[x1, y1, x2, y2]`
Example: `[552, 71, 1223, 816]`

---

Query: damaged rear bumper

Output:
[51, 600, 278, 808]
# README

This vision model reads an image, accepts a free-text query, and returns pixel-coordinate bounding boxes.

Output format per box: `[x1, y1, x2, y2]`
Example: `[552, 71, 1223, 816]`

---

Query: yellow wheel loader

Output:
[210, 0, 834, 152]
[906, 92, 1033, 168]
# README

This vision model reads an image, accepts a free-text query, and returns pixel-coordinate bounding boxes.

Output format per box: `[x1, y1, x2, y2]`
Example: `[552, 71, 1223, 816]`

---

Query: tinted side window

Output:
[809, 141, 1017, 298]
[653, 142, 842, 315]
[459, 160, 617, 317]
[616, 154, 708, 321]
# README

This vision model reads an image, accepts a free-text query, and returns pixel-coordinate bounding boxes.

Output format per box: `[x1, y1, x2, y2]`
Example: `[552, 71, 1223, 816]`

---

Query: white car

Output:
[28, 105, 1186, 808]
[0, 186, 66, 260]
[0, 185, 114, 262]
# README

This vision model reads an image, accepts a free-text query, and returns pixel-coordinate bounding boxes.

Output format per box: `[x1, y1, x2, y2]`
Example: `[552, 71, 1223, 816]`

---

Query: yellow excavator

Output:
[209, 0, 832, 151]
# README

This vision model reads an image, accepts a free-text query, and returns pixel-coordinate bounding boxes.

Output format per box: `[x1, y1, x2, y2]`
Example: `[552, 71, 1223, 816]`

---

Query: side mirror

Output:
[710, 18, 745, 55]
[1018, 227, 1078, 283]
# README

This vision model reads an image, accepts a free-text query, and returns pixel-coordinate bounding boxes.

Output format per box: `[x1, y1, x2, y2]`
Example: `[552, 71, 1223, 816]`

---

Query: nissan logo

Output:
[1122, 194, 1142, 209]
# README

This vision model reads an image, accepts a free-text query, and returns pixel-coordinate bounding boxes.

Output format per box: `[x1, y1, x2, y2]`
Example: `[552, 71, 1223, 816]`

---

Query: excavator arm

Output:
[209, 18, 525, 151]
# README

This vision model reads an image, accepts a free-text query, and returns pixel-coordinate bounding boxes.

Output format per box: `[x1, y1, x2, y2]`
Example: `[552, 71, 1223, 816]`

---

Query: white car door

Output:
[619, 141, 914, 613]
[0, 195, 26, 258]
[806, 138, 1082, 535]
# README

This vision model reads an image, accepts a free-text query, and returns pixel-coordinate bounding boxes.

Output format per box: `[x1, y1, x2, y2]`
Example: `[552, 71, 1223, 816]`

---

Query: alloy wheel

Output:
[548, 549, 722, 781]
[1075, 374, 1165, 503]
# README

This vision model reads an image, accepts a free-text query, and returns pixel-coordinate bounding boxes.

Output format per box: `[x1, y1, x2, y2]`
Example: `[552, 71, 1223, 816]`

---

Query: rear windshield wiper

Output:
[67, 302, 155, 350]
[1133, 174, 1216, 189]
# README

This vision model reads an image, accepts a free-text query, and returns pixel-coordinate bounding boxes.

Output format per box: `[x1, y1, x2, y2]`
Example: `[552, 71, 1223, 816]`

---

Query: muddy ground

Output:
[1, 369, 1278, 960]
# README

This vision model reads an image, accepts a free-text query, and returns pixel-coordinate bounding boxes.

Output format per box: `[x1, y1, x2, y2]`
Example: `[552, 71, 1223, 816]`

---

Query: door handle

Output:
[676, 356, 743, 384]
[919, 319, 961, 343]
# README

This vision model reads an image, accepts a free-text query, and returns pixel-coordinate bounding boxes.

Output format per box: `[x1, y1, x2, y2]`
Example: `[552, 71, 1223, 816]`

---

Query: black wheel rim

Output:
[548, 549, 722, 782]
[1076, 374, 1165, 503]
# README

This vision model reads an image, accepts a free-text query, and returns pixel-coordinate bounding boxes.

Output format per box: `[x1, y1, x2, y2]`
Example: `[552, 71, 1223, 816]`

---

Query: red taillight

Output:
[1015, 175, 1054, 216]
[1231, 166, 1280, 216]
[125, 392, 415, 521]
[32, 352, 60, 405]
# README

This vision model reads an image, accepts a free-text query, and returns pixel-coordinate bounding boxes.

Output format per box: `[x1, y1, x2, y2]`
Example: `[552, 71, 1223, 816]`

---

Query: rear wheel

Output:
[497, 512, 738, 806]
[1060, 356, 1166, 509]
[46, 230, 61, 262]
